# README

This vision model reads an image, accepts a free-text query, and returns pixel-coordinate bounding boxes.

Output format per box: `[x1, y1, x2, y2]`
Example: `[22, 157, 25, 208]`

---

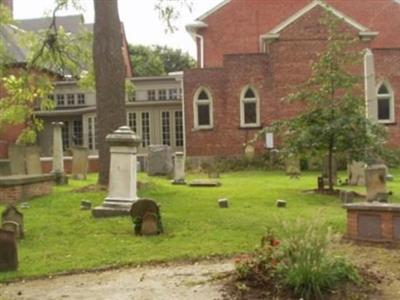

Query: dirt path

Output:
[0, 260, 235, 300]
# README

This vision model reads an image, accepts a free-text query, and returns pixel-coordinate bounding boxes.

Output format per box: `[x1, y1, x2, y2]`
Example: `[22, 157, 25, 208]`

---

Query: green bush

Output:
[234, 219, 359, 299]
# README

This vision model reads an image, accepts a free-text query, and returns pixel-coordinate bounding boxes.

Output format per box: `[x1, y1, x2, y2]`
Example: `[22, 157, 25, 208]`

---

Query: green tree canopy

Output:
[128, 44, 195, 77]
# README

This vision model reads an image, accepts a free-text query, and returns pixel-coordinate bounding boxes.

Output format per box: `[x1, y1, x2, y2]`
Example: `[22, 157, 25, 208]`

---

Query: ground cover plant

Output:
[0, 170, 399, 282]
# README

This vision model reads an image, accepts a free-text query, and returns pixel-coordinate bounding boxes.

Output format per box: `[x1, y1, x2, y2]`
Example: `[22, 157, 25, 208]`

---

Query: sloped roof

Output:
[198, 0, 400, 49]
[0, 24, 26, 63]
[16, 15, 89, 34]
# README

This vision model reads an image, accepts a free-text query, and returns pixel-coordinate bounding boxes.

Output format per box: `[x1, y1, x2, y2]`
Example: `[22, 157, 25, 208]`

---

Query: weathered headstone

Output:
[285, 156, 300, 177]
[25, 145, 42, 175]
[218, 198, 229, 208]
[189, 179, 221, 187]
[8, 144, 26, 175]
[92, 126, 141, 218]
[348, 161, 366, 186]
[322, 154, 337, 185]
[172, 152, 186, 184]
[147, 145, 173, 176]
[0, 229, 18, 272]
[130, 199, 163, 235]
[71, 146, 89, 180]
[365, 164, 387, 202]
[52, 122, 68, 185]
[1, 205, 24, 239]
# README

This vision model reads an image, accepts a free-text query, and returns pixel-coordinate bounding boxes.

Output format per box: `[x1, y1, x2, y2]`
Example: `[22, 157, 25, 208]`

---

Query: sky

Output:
[13, 0, 223, 58]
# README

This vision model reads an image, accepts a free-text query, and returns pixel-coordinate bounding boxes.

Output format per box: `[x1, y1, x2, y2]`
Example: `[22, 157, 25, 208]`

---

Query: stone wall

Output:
[0, 174, 55, 204]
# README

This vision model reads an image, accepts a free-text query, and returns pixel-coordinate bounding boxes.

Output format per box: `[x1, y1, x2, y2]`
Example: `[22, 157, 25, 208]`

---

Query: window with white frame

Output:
[194, 88, 213, 129]
[159, 89, 167, 101]
[148, 90, 156, 101]
[61, 121, 70, 150]
[127, 112, 137, 133]
[169, 88, 178, 100]
[88, 117, 96, 150]
[77, 93, 85, 105]
[377, 82, 395, 123]
[161, 111, 171, 145]
[73, 120, 83, 146]
[141, 112, 150, 147]
[56, 94, 65, 106]
[67, 93, 75, 105]
[175, 111, 184, 147]
[240, 86, 260, 127]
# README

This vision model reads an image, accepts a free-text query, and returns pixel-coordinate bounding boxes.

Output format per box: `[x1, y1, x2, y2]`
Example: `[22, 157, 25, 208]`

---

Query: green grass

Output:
[0, 169, 399, 282]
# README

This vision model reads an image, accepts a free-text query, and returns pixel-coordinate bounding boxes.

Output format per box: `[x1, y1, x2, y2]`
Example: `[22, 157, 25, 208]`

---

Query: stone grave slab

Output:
[0, 229, 18, 272]
[1, 205, 24, 239]
[25, 145, 42, 175]
[8, 144, 26, 175]
[189, 179, 221, 187]
[71, 146, 89, 180]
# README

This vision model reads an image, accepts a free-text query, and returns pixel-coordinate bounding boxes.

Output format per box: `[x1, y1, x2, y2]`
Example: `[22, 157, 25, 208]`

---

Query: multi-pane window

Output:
[56, 94, 65, 106]
[240, 87, 260, 127]
[194, 88, 213, 129]
[77, 93, 85, 105]
[148, 90, 156, 101]
[127, 112, 137, 133]
[175, 111, 184, 147]
[377, 83, 394, 123]
[73, 120, 83, 146]
[159, 89, 167, 101]
[169, 88, 178, 100]
[61, 121, 69, 150]
[161, 111, 171, 145]
[88, 117, 95, 150]
[141, 112, 150, 147]
[67, 94, 75, 105]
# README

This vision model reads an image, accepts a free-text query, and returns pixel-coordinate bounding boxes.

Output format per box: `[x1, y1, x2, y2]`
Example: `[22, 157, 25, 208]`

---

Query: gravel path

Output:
[0, 260, 235, 300]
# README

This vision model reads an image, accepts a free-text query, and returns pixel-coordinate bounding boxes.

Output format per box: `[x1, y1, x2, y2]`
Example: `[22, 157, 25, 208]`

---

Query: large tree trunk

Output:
[93, 0, 126, 185]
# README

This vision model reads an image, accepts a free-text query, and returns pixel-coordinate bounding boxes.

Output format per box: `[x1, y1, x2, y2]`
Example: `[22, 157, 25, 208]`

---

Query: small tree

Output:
[274, 12, 387, 191]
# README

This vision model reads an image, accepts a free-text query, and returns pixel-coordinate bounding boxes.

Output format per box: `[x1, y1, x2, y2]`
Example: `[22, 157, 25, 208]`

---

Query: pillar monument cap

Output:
[106, 126, 141, 147]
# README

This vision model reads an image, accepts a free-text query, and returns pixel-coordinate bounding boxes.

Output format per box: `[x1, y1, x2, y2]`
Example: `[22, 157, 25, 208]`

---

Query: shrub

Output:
[234, 219, 359, 299]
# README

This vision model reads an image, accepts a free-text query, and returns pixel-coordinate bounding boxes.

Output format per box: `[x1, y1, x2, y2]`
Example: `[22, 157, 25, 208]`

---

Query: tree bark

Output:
[93, 0, 126, 185]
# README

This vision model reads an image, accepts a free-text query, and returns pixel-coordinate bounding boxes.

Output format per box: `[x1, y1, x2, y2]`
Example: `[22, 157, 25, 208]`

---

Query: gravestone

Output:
[147, 145, 173, 176]
[25, 145, 42, 175]
[244, 144, 255, 159]
[285, 156, 300, 177]
[276, 199, 287, 208]
[130, 199, 163, 235]
[0, 229, 18, 272]
[348, 161, 366, 186]
[8, 144, 26, 175]
[218, 198, 229, 208]
[1, 205, 24, 239]
[322, 155, 337, 185]
[92, 126, 141, 218]
[365, 164, 387, 202]
[172, 152, 186, 184]
[52, 122, 68, 185]
[71, 146, 89, 180]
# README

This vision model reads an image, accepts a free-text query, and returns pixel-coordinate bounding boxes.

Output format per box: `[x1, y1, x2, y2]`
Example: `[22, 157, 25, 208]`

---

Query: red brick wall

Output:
[0, 181, 53, 204]
[184, 6, 383, 158]
[41, 157, 99, 174]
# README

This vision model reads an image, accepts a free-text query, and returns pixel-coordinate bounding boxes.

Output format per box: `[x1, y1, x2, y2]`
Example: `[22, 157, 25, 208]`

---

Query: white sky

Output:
[13, 0, 223, 58]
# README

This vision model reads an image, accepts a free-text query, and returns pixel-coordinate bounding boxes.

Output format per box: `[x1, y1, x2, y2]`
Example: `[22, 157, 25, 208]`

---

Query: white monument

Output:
[172, 152, 186, 184]
[51, 122, 68, 185]
[92, 126, 141, 218]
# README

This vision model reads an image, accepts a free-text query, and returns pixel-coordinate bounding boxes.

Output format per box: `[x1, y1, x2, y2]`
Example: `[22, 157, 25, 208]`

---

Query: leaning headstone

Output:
[0, 229, 18, 272]
[51, 122, 68, 185]
[130, 199, 163, 235]
[71, 146, 89, 180]
[218, 198, 229, 208]
[1, 206, 24, 239]
[172, 152, 186, 184]
[322, 154, 337, 185]
[25, 145, 42, 175]
[365, 164, 387, 202]
[92, 126, 141, 218]
[285, 156, 300, 177]
[147, 145, 173, 176]
[348, 161, 366, 186]
[8, 144, 26, 175]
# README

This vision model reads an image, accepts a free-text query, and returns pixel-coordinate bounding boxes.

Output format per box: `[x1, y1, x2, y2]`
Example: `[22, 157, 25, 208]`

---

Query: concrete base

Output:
[53, 172, 68, 185]
[92, 198, 137, 218]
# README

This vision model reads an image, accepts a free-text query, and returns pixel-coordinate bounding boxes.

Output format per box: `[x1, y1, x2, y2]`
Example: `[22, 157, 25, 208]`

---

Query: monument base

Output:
[92, 197, 137, 218]
[171, 179, 186, 185]
[52, 172, 68, 185]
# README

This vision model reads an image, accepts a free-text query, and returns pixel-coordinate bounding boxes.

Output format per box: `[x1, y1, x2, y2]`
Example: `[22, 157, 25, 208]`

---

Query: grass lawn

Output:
[1, 169, 399, 282]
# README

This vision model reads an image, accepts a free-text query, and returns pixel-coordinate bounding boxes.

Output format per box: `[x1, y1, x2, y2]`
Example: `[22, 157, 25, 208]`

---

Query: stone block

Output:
[218, 198, 229, 208]
[71, 147, 89, 180]
[276, 199, 287, 208]
[0, 229, 18, 272]
[189, 179, 221, 187]
[348, 161, 366, 186]
[147, 145, 173, 176]
[365, 165, 387, 202]
[25, 146, 42, 175]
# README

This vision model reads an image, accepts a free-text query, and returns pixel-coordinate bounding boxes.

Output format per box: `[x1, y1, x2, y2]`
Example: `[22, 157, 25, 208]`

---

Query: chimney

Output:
[2, 0, 13, 17]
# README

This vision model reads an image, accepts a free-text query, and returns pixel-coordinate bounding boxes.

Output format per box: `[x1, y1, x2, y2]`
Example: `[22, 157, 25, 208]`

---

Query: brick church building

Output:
[184, 0, 400, 161]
